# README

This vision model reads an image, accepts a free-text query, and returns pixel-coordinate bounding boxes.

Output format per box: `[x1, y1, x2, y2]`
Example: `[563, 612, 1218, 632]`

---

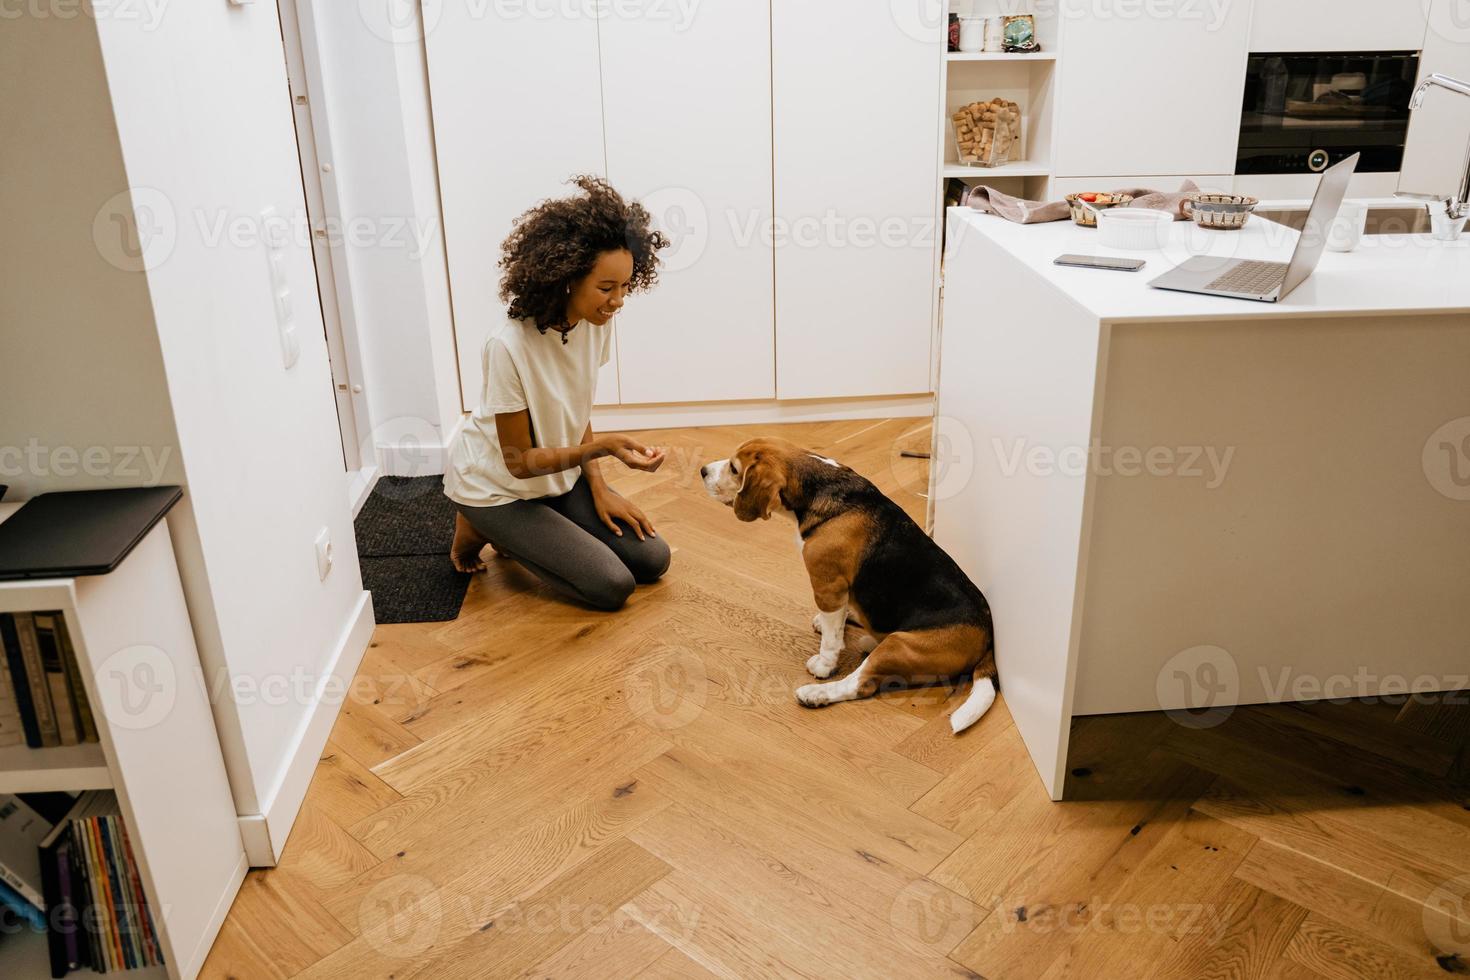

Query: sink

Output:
[1254, 206, 1433, 236]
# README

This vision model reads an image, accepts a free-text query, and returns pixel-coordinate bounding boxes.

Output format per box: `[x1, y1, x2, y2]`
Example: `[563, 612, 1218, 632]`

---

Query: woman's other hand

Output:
[592, 485, 657, 540]
[598, 434, 666, 473]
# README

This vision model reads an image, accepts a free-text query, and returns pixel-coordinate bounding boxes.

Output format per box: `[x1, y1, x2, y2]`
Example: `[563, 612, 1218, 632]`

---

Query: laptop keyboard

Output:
[1204, 259, 1287, 295]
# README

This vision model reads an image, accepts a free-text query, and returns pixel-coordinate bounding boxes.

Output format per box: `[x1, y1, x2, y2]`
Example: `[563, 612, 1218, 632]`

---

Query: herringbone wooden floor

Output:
[202, 418, 1470, 980]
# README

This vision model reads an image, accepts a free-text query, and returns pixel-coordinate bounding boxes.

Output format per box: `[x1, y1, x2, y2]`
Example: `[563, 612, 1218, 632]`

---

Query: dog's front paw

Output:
[806, 652, 837, 679]
[795, 683, 829, 708]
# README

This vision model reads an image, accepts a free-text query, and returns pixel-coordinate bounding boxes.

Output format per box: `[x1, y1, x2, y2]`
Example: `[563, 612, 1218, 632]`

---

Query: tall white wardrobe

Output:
[425, 1, 943, 413]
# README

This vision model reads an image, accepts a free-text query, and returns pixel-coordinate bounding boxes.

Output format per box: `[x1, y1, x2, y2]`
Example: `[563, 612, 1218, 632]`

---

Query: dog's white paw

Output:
[854, 633, 878, 654]
[795, 683, 828, 708]
[806, 652, 837, 678]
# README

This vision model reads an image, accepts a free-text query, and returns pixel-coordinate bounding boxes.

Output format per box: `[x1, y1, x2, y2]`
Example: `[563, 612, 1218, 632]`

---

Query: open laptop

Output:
[1149, 152, 1358, 302]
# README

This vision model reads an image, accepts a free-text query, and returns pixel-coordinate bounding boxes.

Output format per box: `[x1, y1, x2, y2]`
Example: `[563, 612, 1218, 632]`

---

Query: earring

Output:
[566, 284, 571, 294]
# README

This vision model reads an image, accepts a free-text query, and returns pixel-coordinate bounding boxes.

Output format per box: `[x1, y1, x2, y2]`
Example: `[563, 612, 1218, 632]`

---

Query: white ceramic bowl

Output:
[1096, 207, 1173, 250]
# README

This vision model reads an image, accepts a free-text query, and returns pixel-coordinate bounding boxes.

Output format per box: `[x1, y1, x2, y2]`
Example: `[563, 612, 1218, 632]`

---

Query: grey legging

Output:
[454, 476, 670, 611]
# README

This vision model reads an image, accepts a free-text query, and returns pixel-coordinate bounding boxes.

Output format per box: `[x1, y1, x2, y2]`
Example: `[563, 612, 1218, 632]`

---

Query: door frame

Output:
[274, 0, 378, 511]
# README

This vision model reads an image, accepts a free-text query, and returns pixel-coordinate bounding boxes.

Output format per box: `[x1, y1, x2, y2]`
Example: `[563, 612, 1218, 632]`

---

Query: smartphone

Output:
[1053, 254, 1146, 272]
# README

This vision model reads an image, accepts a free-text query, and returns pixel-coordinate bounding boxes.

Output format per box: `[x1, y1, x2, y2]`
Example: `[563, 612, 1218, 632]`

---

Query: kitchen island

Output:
[932, 206, 1470, 799]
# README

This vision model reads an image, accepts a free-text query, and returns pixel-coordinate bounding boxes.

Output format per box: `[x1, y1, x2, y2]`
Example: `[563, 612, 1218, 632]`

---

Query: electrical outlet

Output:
[314, 528, 333, 581]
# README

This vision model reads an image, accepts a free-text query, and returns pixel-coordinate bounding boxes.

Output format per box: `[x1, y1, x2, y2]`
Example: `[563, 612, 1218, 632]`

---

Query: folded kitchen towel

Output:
[964, 180, 1202, 223]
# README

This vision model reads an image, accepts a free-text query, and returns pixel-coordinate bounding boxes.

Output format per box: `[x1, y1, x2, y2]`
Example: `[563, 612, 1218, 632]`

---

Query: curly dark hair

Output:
[499, 175, 669, 335]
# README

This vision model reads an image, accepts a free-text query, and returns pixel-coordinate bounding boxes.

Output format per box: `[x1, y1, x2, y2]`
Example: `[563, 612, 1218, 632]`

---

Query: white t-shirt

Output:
[444, 316, 612, 508]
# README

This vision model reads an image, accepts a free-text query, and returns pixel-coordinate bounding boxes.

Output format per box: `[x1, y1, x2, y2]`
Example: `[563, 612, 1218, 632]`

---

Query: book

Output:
[34, 615, 81, 746]
[65, 832, 98, 973]
[0, 874, 44, 930]
[13, 613, 60, 747]
[41, 833, 69, 975]
[38, 792, 106, 977]
[76, 817, 115, 973]
[0, 613, 42, 747]
[0, 793, 50, 909]
[51, 616, 97, 743]
[116, 821, 159, 967]
[98, 817, 138, 970]
[0, 655, 23, 748]
[49, 839, 83, 977]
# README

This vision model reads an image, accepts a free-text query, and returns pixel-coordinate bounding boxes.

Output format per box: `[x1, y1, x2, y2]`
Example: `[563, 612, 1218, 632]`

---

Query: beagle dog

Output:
[700, 437, 997, 734]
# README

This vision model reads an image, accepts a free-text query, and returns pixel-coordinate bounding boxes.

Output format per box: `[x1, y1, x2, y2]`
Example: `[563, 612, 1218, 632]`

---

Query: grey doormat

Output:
[355, 476, 470, 624]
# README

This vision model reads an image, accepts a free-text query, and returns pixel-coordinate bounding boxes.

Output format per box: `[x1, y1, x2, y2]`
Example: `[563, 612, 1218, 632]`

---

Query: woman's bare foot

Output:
[451, 512, 490, 573]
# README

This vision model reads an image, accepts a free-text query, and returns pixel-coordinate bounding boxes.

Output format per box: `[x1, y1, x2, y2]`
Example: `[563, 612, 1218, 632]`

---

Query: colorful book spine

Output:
[0, 614, 42, 748]
[34, 615, 81, 746]
[75, 818, 114, 973]
[116, 822, 160, 967]
[99, 818, 138, 970]
[52, 616, 97, 743]
[93, 819, 125, 974]
[13, 613, 60, 747]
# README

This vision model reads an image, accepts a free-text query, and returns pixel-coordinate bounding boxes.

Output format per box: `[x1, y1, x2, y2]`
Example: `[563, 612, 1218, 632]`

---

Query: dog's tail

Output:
[949, 671, 997, 734]
[950, 630, 998, 735]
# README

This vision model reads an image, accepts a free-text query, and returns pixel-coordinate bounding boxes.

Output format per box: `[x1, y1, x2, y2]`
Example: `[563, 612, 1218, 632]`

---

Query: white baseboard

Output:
[180, 850, 249, 979]
[237, 590, 376, 866]
[347, 464, 381, 519]
[593, 393, 935, 432]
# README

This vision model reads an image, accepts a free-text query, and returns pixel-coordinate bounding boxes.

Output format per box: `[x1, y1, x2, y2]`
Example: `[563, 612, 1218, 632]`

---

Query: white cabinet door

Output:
[771, 0, 942, 399]
[425, 5, 617, 411]
[1053, 2, 1255, 178]
[1249, 0, 1427, 51]
[600, 0, 775, 404]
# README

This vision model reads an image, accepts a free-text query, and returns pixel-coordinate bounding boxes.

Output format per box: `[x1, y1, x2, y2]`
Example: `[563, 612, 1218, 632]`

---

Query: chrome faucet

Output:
[1398, 73, 1470, 241]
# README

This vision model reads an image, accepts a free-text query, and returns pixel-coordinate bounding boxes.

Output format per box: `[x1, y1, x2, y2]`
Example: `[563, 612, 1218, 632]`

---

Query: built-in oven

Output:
[1237, 51, 1420, 175]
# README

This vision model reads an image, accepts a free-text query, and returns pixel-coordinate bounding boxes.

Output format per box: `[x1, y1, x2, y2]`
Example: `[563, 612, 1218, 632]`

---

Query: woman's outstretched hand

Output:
[592, 486, 657, 540]
[598, 434, 666, 473]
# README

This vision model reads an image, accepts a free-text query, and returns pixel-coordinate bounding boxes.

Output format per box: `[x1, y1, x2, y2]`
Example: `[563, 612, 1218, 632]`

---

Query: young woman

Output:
[444, 176, 671, 610]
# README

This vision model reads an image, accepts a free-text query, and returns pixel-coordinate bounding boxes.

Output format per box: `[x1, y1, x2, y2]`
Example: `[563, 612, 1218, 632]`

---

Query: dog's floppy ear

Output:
[733, 449, 784, 522]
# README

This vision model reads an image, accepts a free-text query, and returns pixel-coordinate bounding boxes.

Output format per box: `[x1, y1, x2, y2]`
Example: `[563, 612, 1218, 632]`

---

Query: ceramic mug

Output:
[1327, 200, 1368, 252]
[984, 16, 1005, 52]
[958, 17, 985, 52]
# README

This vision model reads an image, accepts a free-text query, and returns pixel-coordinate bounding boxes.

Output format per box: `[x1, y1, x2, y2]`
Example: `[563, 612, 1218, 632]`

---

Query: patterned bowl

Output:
[1185, 193, 1259, 230]
[1065, 192, 1134, 227]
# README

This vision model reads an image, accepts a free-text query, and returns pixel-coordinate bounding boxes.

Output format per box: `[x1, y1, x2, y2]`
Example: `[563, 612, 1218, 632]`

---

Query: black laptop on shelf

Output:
[0, 486, 183, 580]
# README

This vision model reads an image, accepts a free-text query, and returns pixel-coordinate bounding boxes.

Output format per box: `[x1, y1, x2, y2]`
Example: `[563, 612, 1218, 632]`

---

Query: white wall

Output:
[0, 12, 183, 504]
[1, 3, 374, 860]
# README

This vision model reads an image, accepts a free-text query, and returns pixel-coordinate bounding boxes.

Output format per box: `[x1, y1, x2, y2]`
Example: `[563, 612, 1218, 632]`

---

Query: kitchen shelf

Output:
[943, 161, 1051, 178]
[947, 51, 1057, 62]
[0, 742, 113, 793]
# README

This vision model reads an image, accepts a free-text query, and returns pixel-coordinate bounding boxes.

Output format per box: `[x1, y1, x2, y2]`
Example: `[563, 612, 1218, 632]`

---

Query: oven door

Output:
[1237, 51, 1419, 174]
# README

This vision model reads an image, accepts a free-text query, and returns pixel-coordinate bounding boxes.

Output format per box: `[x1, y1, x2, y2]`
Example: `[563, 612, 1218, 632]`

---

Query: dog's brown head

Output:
[700, 438, 803, 522]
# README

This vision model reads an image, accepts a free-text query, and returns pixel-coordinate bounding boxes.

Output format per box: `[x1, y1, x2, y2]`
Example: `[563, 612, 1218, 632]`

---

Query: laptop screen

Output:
[1280, 153, 1359, 296]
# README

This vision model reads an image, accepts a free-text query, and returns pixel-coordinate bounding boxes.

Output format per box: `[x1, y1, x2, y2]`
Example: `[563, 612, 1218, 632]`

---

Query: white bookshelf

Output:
[943, 160, 1051, 179]
[0, 744, 111, 794]
[0, 504, 247, 980]
[938, 7, 1063, 198]
[946, 50, 1056, 61]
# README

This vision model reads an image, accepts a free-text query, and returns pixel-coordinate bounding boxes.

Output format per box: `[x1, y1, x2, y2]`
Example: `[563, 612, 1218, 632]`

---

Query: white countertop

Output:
[946, 206, 1470, 323]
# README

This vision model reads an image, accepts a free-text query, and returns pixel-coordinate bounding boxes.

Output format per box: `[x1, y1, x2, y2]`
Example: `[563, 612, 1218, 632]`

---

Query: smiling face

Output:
[566, 248, 634, 327]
